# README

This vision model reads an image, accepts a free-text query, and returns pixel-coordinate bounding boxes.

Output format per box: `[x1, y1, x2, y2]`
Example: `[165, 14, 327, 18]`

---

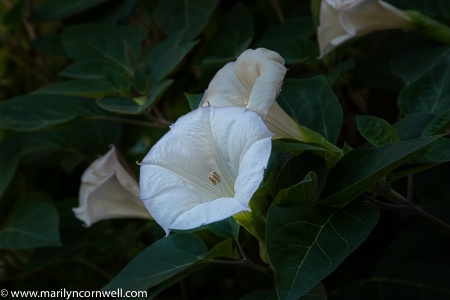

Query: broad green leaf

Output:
[398, 60, 450, 114]
[203, 3, 253, 65]
[261, 17, 315, 40]
[59, 60, 127, 80]
[208, 217, 240, 239]
[34, 79, 117, 98]
[388, 137, 450, 180]
[97, 80, 173, 113]
[422, 108, 450, 135]
[266, 202, 378, 300]
[0, 152, 18, 199]
[321, 136, 440, 207]
[241, 285, 326, 300]
[62, 24, 146, 73]
[278, 77, 342, 144]
[274, 153, 328, 197]
[240, 289, 278, 300]
[30, 0, 111, 21]
[154, 0, 219, 41]
[391, 42, 450, 85]
[393, 112, 435, 140]
[255, 39, 317, 65]
[185, 93, 203, 111]
[31, 34, 67, 57]
[0, 94, 105, 130]
[147, 33, 198, 83]
[335, 230, 450, 299]
[405, 137, 450, 165]
[0, 201, 61, 249]
[387, 0, 450, 19]
[103, 233, 208, 291]
[204, 238, 236, 259]
[255, 18, 317, 65]
[273, 172, 318, 205]
[356, 115, 399, 146]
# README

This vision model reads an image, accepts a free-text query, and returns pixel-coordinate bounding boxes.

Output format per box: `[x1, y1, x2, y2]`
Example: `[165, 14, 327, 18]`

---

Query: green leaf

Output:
[273, 172, 318, 205]
[34, 79, 117, 98]
[62, 24, 146, 73]
[103, 233, 208, 291]
[266, 202, 378, 300]
[59, 60, 127, 80]
[405, 137, 450, 165]
[203, 3, 253, 65]
[30, 0, 111, 21]
[0, 152, 18, 199]
[148, 34, 198, 83]
[321, 136, 441, 207]
[387, 0, 450, 19]
[356, 115, 399, 146]
[393, 112, 435, 140]
[0, 94, 105, 130]
[335, 230, 450, 299]
[97, 80, 173, 114]
[31, 34, 67, 57]
[391, 42, 450, 85]
[255, 18, 317, 65]
[388, 137, 450, 180]
[0, 201, 61, 249]
[241, 284, 326, 300]
[208, 217, 240, 239]
[204, 238, 236, 259]
[185, 93, 203, 111]
[154, 0, 219, 41]
[274, 153, 328, 197]
[422, 108, 450, 135]
[398, 60, 450, 114]
[278, 77, 342, 144]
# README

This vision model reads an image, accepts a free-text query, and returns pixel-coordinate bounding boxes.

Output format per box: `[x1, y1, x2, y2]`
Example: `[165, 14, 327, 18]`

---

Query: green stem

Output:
[406, 10, 450, 44]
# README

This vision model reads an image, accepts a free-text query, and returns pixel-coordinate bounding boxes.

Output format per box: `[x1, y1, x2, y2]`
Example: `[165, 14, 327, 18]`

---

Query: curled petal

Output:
[73, 146, 152, 227]
[200, 48, 287, 118]
[139, 106, 273, 235]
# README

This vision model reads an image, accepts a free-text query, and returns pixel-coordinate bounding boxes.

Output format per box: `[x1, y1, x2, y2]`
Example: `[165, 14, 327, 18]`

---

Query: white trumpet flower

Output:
[73, 146, 152, 227]
[318, 0, 411, 57]
[139, 106, 273, 235]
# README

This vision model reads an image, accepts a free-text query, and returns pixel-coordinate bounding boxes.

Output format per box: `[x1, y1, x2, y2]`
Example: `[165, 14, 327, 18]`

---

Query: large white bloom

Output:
[73, 146, 152, 227]
[317, 0, 411, 57]
[139, 106, 273, 235]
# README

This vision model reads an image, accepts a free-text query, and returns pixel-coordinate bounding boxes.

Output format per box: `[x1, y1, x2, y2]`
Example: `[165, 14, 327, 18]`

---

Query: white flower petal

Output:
[318, 0, 411, 58]
[73, 146, 152, 227]
[140, 106, 273, 235]
[200, 48, 286, 118]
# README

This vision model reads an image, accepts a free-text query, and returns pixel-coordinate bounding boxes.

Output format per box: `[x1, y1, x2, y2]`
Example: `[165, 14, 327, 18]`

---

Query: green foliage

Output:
[1, 0, 450, 298]
[266, 202, 378, 300]
[0, 201, 61, 249]
[104, 233, 208, 292]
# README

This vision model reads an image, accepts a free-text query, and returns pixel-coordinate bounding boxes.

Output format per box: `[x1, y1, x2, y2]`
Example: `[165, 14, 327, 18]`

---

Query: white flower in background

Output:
[73, 146, 152, 227]
[318, 0, 411, 57]
[200, 48, 308, 141]
[139, 106, 273, 235]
